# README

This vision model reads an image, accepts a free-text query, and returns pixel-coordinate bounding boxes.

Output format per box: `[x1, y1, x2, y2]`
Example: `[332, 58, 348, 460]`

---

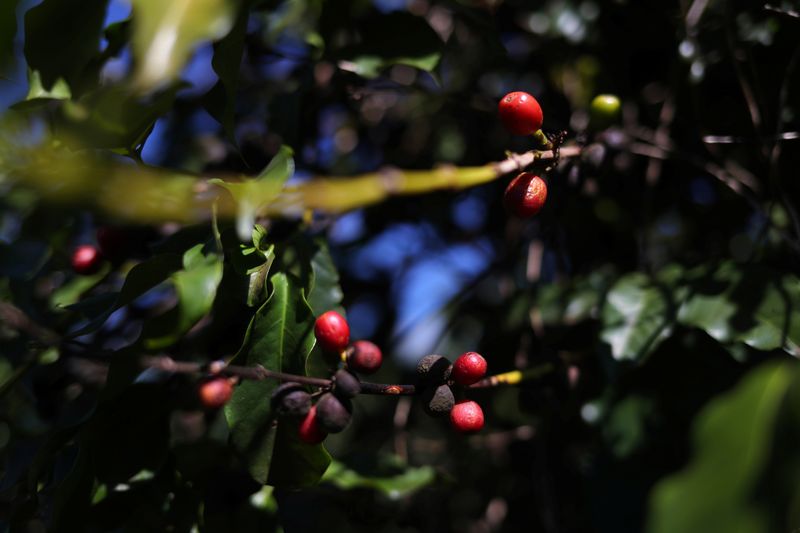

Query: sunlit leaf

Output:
[337, 12, 443, 79]
[601, 273, 674, 361]
[211, 146, 294, 241]
[321, 459, 436, 499]
[678, 262, 800, 357]
[647, 362, 795, 533]
[131, 0, 237, 91]
[142, 244, 223, 349]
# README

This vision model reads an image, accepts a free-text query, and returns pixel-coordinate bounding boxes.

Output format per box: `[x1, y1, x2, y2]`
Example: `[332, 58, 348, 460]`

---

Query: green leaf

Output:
[50, 265, 109, 309]
[68, 253, 183, 336]
[306, 238, 343, 315]
[0, 240, 50, 280]
[337, 12, 443, 79]
[647, 362, 795, 533]
[678, 263, 800, 356]
[142, 244, 223, 349]
[23, 0, 109, 90]
[204, 6, 248, 143]
[601, 273, 674, 361]
[321, 459, 436, 499]
[211, 146, 294, 241]
[130, 0, 237, 91]
[266, 417, 332, 488]
[224, 272, 328, 486]
[538, 268, 614, 327]
[0, 0, 18, 67]
[55, 83, 183, 152]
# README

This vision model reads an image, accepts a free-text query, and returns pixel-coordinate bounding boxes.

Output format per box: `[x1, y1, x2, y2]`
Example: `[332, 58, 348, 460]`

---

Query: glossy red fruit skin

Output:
[198, 377, 234, 409]
[504, 173, 548, 218]
[71, 245, 103, 275]
[450, 400, 485, 433]
[314, 311, 350, 354]
[451, 351, 487, 386]
[298, 405, 327, 444]
[498, 91, 544, 136]
[348, 340, 383, 374]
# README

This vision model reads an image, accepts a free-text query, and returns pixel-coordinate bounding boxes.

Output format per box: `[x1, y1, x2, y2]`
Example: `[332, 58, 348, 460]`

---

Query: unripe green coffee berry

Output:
[416, 354, 452, 384]
[271, 382, 312, 418]
[332, 369, 361, 399]
[590, 94, 621, 129]
[315, 393, 352, 433]
[422, 384, 455, 417]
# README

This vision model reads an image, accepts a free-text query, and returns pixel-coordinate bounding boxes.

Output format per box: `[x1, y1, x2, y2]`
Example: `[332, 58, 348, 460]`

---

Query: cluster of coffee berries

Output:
[498, 91, 549, 219]
[292, 310, 385, 444]
[416, 351, 487, 434]
[314, 310, 383, 374]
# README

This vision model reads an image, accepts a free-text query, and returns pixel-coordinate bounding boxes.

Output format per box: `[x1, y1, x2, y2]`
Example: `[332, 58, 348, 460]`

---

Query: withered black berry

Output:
[332, 369, 361, 399]
[271, 382, 311, 418]
[416, 354, 452, 384]
[315, 393, 352, 433]
[422, 384, 455, 417]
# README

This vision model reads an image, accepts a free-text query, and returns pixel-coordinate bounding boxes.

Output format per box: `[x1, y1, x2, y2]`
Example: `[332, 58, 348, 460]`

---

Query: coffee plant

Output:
[1, 0, 800, 531]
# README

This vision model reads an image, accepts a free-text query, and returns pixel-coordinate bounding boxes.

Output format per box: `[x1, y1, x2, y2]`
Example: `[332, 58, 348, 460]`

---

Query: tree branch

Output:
[2, 139, 581, 224]
[141, 355, 554, 396]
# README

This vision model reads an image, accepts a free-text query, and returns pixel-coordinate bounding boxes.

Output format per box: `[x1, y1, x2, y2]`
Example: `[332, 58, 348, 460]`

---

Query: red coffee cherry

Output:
[451, 351, 487, 386]
[498, 91, 544, 136]
[450, 400, 485, 433]
[314, 311, 350, 354]
[298, 405, 327, 444]
[71, 245, 103, 275]
[503, 172, 548, 218]
[347, 340, 383, 374]
[198, 377, 234, 409]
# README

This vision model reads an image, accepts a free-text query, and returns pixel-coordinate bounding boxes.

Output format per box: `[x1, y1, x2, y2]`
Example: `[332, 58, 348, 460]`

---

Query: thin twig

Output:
[141, 356, 554, 396]
[0, 302, 61, 346]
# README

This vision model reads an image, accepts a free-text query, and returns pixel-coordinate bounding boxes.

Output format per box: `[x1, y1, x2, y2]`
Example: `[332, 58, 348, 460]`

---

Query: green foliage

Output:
[648, 362, 796, 533]
[0, 0, 17, 68]
[2, 0, 800, 531]
[211, 145, 295, 240]
[225, 272, 328, 486]
[336, 12, 443, 79]
[23, 0, 108, 90]
[130, 0, 237, 91]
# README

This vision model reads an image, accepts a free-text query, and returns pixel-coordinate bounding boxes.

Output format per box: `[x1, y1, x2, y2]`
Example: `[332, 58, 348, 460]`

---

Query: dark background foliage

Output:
[1, 0, 800, 531]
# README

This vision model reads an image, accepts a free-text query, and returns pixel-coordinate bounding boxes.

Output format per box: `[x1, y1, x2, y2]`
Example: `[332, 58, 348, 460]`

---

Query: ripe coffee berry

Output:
[347, 340, 383, 374]
[314, 311, 350, 354]
[452, 351, 487, 386]
[71, 245, 103, 275]
[198, 377, 234, 409]
[498, 91, 544, 136]
[503, 172, 547, 218]
[450, 400, 485, 433]
[298, 405, 327, 444]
